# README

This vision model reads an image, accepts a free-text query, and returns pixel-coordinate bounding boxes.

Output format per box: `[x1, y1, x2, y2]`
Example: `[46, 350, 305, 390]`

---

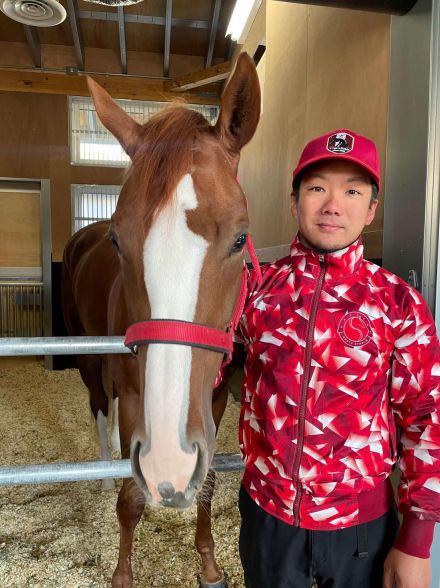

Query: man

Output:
[227, 130, 440, 588]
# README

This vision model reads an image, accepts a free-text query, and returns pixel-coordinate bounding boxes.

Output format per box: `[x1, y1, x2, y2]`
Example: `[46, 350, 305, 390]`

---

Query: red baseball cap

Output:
[292, 129, 381, 192]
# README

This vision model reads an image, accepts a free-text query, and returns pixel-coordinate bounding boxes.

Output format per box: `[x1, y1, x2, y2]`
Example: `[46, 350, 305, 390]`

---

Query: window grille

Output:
[0, 281, 43, 337]
[71, 185, 121, 233]
[70, 96, 219, 167]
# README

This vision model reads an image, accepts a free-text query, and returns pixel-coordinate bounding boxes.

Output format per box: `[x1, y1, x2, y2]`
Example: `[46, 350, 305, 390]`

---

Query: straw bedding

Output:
[0, 363, 244, 588]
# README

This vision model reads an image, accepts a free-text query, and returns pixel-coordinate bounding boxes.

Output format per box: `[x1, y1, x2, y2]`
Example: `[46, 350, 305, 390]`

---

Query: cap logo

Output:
[327, 132, 354, 154]
[337, 311, 372, 347]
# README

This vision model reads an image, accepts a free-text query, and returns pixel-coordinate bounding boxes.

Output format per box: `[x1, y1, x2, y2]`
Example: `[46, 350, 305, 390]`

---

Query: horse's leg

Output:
[112, 478, 145, 588]
[112, 374, 145, 588]
[196, 381, 229, 588]
[77, 354, 114, 489]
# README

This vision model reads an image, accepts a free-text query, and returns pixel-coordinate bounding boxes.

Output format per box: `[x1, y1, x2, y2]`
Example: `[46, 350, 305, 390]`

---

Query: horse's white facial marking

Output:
[141, 174, 209, 502]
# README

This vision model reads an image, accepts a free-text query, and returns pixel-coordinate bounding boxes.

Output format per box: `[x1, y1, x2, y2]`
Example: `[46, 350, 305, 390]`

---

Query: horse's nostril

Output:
[158, 481, 176, 500]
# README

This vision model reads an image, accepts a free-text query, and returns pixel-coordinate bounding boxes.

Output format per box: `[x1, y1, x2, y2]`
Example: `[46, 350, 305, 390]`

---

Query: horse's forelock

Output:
[122, 104, 211, 221]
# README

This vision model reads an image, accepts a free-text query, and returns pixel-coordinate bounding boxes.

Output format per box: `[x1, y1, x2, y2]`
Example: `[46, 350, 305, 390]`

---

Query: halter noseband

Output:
[124, 236, 261, 359]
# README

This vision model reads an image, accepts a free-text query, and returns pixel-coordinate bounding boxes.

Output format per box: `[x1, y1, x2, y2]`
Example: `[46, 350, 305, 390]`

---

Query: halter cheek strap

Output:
[124, 235, 262, 358]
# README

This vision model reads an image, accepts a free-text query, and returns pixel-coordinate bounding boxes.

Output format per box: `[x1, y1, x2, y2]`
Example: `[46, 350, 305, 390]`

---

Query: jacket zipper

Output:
[291, 254, 326, 526]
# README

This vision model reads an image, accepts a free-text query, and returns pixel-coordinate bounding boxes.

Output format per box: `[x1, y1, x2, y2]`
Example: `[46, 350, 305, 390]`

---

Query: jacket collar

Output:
[289, 233, 364, 280]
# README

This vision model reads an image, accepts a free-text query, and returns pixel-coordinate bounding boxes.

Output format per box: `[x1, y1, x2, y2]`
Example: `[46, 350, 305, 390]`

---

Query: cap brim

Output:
[293, 154, 380, 192]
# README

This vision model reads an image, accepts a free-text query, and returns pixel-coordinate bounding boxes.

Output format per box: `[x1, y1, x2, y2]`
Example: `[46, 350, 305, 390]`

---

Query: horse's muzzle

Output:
[130, 439, 208, 508]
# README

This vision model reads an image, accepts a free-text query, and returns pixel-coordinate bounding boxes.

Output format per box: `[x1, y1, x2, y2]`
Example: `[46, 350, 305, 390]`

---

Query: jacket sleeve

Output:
[389, 286, 440, 558]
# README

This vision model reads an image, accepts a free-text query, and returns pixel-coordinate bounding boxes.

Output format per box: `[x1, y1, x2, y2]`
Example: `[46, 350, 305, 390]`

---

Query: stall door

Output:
[0, 188, 43, 340]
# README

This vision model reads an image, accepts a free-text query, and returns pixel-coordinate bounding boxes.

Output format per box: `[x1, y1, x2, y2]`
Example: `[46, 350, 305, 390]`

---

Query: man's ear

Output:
[290, 193, 298, 219]
[365, 198, 379, 226]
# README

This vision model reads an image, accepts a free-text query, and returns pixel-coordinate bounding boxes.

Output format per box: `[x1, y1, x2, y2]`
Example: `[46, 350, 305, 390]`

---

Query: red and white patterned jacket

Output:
[232, 234, 440, 558]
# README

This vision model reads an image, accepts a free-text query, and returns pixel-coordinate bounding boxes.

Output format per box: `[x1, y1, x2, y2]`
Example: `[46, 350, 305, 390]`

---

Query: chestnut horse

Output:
[62, 53, 260, 588]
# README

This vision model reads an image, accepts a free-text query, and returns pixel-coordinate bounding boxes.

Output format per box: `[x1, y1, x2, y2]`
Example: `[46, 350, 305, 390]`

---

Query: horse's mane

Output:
[123, 103, 212, 221]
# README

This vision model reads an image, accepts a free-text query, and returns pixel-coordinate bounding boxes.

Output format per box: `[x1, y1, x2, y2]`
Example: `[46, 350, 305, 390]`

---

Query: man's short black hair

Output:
[291, 172, 379, 205]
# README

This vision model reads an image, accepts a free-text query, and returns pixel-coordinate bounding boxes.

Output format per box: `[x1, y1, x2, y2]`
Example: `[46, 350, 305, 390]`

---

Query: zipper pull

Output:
[318, 254, 325, 266]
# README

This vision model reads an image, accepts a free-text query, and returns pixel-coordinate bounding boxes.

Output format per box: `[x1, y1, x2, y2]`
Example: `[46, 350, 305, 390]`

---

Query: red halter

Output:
[124, 236, 261, 359]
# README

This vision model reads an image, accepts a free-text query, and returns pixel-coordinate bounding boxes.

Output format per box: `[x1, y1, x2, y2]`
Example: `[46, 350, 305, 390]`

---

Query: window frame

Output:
[69, 96, 219, 168]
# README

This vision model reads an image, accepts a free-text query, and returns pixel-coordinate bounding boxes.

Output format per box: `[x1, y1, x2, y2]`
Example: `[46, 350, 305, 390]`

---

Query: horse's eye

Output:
[230, 233, 247, 255]
[109, 234, 120, 252]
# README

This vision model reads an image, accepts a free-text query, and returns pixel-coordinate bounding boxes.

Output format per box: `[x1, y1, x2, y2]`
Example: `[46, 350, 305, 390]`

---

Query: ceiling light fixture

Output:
[226, 0, 262, 44]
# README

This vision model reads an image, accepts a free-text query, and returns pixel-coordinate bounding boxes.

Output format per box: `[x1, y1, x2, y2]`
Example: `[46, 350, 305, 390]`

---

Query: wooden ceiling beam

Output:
[163, 0, 172, 77]
[164, 60, 231, 92]
[206, 0, 222, 68]
[117, 7, 127, 75]
[67, 0, 85, 71]
[23, 26, 41, 69]
[0, 69, 221, 104]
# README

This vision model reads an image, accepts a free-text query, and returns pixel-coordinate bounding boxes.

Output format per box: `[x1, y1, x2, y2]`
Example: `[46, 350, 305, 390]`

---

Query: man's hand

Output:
[383, 547, 431, 588]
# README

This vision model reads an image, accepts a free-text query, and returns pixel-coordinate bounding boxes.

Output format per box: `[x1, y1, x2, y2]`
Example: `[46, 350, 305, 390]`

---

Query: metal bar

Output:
[276, 0, 418, 14]
[26, 287, 30, 336]
[23, 25, 41, 68]
[0, 286, 3, 336]
[6, 286, 10, 336]
[32, 285, 36, 336]
[164, 0, 173, 78]
[67, 0, 85, 71]
[226, 38, 236, 62]
[0, 281, 43, 287]
[0, 336, 130, 356]
[206, 0, 222, 68]
[117, 7, 127, 75]
[78, 12, 214, 29]
[13, 286, 18, 336]
[0, 454, 243, 486]
[40, 179, 52, 367]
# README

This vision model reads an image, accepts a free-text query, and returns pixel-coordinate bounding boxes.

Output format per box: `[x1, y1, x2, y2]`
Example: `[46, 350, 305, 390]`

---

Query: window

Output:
[71, 185, 121, 233]
[70, 96, 219, 167]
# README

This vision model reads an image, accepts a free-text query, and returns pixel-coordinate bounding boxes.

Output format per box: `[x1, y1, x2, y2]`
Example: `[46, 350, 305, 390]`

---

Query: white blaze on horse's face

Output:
[140, 173, 209, 506]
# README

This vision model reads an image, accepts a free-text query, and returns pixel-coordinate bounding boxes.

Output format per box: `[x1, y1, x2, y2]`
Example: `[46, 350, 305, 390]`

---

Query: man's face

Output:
[291, 160, 378, 253]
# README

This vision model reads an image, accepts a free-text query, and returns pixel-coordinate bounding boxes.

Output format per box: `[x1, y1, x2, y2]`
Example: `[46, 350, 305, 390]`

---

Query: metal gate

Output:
[0, 335, 243, 486]
[0, 281, 43, 337]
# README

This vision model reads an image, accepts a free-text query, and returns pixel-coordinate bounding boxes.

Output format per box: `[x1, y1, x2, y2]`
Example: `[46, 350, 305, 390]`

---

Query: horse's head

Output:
[87, 54, 260, 508]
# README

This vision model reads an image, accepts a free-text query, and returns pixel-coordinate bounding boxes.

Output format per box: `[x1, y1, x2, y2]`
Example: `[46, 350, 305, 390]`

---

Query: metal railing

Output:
[0, 334, 243, 486]
[0, 336, 129, 356]
[0, 454, 243, 487]
[0, 281, 43, 338]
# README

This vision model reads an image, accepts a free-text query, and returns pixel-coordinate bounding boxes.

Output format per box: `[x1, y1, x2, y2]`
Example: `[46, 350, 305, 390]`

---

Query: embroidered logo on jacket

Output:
[327, 132, 354, 154]
[337, 311, 373, 347]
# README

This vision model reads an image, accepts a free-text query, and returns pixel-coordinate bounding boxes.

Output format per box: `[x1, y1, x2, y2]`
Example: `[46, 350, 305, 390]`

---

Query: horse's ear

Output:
[86, 77, 142, 159]
[215, 52, 261, 155]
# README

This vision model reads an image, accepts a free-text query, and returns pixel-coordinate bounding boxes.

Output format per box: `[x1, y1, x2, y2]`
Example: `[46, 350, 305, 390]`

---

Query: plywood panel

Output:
[0, 12, 25, 42]
[305, 7, 390, 238]
[0, 191, 41, 267]
[37, 1, 73, 47]
[82, 20, 121, 51]
[121, 0, 165, 16]
[0, 42, 34, 68]
[238, 1, 390, 260]
[238, 3, 308, 250]
[0, 92, 70, 262]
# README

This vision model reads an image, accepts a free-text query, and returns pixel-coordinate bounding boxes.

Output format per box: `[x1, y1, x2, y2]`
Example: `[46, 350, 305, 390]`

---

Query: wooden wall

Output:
[0, 191, 41, 267]
[0, 3, 391, 262]
[0, 92, 124, 262]
[238, 2, 391, 259]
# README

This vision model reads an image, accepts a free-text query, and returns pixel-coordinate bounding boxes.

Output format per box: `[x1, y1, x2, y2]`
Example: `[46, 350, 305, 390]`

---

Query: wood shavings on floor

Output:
[0, 363, 244, 588]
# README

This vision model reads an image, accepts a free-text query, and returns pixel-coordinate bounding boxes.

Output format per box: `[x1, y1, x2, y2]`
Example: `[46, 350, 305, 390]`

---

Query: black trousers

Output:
[239, 485, 400, 588]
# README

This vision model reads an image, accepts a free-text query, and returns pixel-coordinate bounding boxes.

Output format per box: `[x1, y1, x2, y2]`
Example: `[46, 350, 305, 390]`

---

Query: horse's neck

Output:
[107, 272, 130, 336]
